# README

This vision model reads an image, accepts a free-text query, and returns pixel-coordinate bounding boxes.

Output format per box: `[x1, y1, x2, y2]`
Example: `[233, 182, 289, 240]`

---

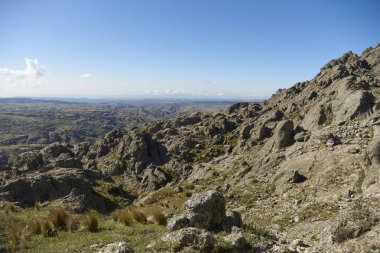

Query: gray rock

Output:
[97, 241, 134, 253]
[274, 120, 294, 148]
[294, 132, 309, 142]
[222, 232, 248, 252]
[224, 210, 243, 231]
[241, 123, 255, 140]
[163, 227, 215, 251]
[167, 215, 191, 232]
[311, 130, 335, 144]
[287, 170, 307, 184]
[253, 124, 267, 140]
[184, 190, 226, 230]
[368, 137, 380, 164]
[0, 168, 113, 213]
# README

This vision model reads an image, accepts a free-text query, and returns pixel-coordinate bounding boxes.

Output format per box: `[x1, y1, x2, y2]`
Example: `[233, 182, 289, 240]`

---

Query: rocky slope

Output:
[1, 43, 380, 252]
[0, 100, 233, 169]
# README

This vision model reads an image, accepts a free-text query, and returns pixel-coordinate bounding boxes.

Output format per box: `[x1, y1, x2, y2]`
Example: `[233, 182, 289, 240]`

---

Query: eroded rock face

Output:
[0, 168, 114, 213]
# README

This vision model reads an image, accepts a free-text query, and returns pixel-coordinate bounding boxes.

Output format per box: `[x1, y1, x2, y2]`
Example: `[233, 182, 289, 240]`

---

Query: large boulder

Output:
[167, 190, 243, 232]
[274, 120, 294, 148]
[184, 190, 226, 230]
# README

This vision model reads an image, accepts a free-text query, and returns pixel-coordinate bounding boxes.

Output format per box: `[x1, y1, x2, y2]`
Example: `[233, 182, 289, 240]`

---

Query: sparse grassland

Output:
[0, 203, 167, 252]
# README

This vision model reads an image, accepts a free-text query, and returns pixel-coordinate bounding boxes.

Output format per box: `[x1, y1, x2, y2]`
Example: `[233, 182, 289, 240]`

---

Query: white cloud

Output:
[217, 92, 224, 96]
[0, 58, 46, 86]
[80, 73, 92, 78]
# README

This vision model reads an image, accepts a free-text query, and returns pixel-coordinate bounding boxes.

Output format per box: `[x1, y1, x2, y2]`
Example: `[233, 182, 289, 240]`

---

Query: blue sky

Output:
[0, 0, 379, 99]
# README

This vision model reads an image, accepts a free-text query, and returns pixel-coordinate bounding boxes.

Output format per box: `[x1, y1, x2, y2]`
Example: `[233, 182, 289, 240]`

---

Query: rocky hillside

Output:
[1, 44, 380, 252]
[0, 100, 233, 169]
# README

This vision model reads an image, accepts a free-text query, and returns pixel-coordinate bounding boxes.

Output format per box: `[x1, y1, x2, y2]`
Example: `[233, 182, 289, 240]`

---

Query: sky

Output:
[0, 0, 379, 99]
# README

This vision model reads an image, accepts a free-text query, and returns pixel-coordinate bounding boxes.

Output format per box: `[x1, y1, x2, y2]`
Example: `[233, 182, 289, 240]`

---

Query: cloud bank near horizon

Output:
[0, 58, 46, 86]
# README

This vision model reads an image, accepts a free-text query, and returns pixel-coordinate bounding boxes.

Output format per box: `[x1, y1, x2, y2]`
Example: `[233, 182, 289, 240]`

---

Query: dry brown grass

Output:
[34, 201, 41, 211]
[82, 213, 98, 232]
[111, 209, 134, 226]
[5, 202, 16, 214]
[151, 209, 167, 226]
[130, 207, 147, 224]
[7, 224, 30, 251]
[48, 207, 72, 231]
[30, 219, 55, 237]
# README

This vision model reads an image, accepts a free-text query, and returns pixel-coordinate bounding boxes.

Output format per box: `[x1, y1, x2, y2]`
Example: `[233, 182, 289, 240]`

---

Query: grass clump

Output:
[34, 201, 41, 211]
[48, 207, 71, 231]
[130, 207, 147, 224]
[7, 224, 30, 251]
[30, 219, 55, 237]
[151, 209, 167, 226]
[82, 213, 98, 232]
[111, 209, 133, 226]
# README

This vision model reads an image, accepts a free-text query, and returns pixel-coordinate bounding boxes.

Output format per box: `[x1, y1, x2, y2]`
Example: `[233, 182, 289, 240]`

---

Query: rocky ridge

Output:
[1, 43, 380, 252]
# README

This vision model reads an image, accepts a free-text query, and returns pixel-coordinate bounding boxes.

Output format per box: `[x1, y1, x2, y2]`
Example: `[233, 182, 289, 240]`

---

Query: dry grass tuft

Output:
[5, 202, 16, 214]
[48, 207, 71, 231]
[151, 209, 167, 226]
[130, 207, 147, 224]
[30, 219, 55, 237]
[67, 216, 79, 232]
[82, 213, 98, 232]
[34, 201, 41, 211]
[111, 209, 134, 226]
[7, 224, 30, 251]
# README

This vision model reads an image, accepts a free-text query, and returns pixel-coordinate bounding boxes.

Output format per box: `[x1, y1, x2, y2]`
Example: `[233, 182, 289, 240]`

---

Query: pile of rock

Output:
[163, 190, 249, 252]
